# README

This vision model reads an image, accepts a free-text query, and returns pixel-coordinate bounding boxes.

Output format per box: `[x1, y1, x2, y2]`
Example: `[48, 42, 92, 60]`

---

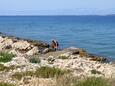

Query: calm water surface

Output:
[0, 16, 115, 60]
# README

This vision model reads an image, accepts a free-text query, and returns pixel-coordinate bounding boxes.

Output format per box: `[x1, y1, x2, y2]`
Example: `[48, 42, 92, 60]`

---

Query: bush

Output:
[91, 69, 102, 74]
[58, 56, 68, 59]
[0, 52, 15, 62]
[0, 82, 15, 86]
[29, 57, 41, 63]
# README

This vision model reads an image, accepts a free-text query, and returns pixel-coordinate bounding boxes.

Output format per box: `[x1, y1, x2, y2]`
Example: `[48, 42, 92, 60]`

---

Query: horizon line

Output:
[0, 14, 115, 16]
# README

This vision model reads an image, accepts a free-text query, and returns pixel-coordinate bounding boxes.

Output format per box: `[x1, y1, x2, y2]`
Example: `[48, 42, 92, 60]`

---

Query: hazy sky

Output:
[0, 0, 115, 15]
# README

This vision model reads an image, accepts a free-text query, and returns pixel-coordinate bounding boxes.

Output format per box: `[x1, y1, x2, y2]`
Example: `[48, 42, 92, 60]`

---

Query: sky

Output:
[0, 0, 115, 15]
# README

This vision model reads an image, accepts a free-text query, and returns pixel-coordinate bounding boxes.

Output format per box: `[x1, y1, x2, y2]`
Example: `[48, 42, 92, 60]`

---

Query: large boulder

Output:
[26, 47, 39, 56]
[0, 36, 4, 43]
[0, 38, 13, 50]
[12, 41, 30, 50]
[64, 47, 88, 57]
[4, 56, 29, 66]
[9, 49, 23, 56]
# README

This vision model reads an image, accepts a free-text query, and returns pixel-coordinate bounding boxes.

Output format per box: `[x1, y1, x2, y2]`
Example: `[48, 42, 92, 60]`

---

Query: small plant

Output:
[29, 57, 41, 63]
[47, 56, 55, 64]
[0, 52, 15, 62]
[58, 56, 68, 59]
[91, 69, 102, 74]
[0, 82, 15, 86]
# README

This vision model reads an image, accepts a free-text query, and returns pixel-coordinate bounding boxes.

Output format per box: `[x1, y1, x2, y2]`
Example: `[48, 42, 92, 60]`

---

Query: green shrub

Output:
[58, 56, 68, 59]
[29, 57, 41, 63]
[0, 52, 15, 62]
[0, 82, 15, 86]
[91, 69, 102, 74]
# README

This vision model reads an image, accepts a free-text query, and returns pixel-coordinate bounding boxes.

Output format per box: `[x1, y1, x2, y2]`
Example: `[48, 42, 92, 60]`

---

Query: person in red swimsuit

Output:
[51, 40, 59, 51]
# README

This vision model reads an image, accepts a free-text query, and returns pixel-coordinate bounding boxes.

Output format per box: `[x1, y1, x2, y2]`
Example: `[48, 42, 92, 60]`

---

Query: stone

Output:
[88, 54, 107, 62]
[12, 41, 30, 50]
[26, 47, 39, 56]
[9, 49, 23, 56]
[47, 56, 55, 63]
[42, 48, 50, 54]
[0, 38, 13, 49]
[4, 56, 29, 67]
[42, 48, 56, 54]
[0, 36, 4, 43]
[64, 47, 88, 57]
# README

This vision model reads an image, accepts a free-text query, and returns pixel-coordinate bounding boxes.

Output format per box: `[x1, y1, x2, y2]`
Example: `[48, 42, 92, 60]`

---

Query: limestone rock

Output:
[64, 47, 88, 57]
[0, 38, 13, 49]
[12, 41, 30, 50]
[26, 47, 39, 56]
[4, 56, 29, 66]
[9, 49, 23, 56]
[0, 36, 4, 43]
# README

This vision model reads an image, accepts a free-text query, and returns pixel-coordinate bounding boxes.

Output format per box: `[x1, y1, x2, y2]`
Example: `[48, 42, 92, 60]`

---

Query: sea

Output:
[0, 16, 115, 60]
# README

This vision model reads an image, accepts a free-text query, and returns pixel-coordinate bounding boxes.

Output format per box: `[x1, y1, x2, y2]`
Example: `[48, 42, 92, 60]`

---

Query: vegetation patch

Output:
[75, 77, 110, 86]
[91, 69, 102, 74]
[35, 66, 69, 78]
[12, 71, 34, 80]
[0, 52, 15, 62]
[0, 64, 9, 71]
[12, 66, 70, 80]
[29, 56, 41, 63]
[0, 82, 15, 86]
[47, 56, 55, 64]
[58, 56, 68, 59]
[0, 64, 21, 72]
[56, 75, 111, 86]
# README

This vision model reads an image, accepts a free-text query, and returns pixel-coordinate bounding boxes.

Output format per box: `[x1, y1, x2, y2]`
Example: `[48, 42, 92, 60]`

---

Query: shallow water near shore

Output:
[0, 16, 115, 60]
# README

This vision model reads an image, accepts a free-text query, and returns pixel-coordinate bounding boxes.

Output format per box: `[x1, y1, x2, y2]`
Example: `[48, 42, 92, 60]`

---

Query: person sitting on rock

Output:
[51, 40, 59, 51]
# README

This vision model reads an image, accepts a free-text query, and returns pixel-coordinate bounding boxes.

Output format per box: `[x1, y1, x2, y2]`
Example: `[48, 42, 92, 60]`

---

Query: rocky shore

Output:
[0, 32, 115, 86]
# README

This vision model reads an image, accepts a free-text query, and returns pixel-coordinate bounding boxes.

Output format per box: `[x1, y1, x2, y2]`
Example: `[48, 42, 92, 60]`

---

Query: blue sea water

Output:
[0, 16, 115, 60]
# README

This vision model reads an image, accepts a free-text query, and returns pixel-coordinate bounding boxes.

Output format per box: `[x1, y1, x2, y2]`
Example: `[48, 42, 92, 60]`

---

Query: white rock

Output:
[59, 52, 71, 58]
[4, 56, 29, 66]
[9, 49, 23, 56]
[0, 36, 4, 43]
[0, 38, 13, 49]
[26, 47, 39, 56]
[12, 41, 30, 50]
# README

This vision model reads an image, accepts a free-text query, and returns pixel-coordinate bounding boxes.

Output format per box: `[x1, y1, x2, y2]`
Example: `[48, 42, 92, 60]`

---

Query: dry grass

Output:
[12, 66, 70, 80]
[0, 82, 15, 86]
[55, 74, 112, 86]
